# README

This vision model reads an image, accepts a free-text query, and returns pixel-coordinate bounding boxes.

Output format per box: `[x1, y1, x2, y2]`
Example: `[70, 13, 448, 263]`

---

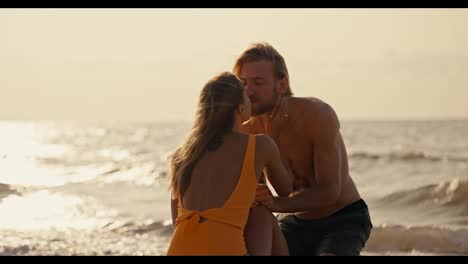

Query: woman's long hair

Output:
[169, 72, 245, 198]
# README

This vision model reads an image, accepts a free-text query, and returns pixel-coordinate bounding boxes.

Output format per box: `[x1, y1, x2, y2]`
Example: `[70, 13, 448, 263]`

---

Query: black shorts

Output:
[278, 199, 373, 256]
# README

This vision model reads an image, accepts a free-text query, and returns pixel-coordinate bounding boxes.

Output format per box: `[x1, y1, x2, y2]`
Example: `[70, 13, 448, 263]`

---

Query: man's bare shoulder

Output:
[289, 97, 340, 143]
[289, 97, 338, 123]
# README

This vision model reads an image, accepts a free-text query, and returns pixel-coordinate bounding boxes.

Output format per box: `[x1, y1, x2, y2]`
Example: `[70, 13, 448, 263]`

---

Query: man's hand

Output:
[255, 184, 274, 209]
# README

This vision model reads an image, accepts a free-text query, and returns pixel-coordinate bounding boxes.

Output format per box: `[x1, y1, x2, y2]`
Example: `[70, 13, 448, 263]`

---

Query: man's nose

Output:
[245, 84, 255, 96]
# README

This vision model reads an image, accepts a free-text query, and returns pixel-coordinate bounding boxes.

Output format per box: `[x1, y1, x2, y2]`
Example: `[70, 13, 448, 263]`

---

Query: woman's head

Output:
[169, 72, 250, 197]
[197, 72, 251, 130]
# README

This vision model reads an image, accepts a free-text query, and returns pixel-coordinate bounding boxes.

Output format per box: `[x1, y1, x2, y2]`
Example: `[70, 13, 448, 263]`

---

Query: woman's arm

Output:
[258, 135, 293, 197]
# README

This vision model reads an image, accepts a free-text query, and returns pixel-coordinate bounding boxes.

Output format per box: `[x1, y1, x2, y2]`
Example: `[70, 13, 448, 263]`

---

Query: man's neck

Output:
[265, 96, 290, 139]
[269, 97, 283, 120]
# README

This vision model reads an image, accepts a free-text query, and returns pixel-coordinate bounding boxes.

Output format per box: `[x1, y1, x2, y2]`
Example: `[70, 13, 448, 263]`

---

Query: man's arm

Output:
[272, 104, 342, 213]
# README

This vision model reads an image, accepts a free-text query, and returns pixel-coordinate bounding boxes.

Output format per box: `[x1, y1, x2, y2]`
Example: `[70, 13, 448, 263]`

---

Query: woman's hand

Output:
[255, 184, 274, 210]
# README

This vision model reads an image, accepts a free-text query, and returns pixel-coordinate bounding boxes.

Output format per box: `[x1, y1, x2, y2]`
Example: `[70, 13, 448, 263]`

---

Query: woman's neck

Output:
[232, 118, 244, 133]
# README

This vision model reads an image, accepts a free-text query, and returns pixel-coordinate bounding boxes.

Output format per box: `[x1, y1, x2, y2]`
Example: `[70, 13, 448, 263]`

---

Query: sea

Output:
[1, 120, 467, 255]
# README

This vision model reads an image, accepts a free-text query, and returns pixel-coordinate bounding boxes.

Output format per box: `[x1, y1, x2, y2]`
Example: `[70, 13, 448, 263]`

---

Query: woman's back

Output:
[167, 133, 259, 256]
[182, 133, 260, 212]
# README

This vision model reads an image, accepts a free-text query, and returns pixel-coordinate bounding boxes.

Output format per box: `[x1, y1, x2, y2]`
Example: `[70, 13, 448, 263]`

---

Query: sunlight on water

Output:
[1, 120, 467, 255]
[0, 122, 62, 156]
[100, 163, 159, 186]
[0, 190, 113, 230]
[0, 122, 109, 187]
[0, 152, 112, 187]
[0, 123, 67, 186]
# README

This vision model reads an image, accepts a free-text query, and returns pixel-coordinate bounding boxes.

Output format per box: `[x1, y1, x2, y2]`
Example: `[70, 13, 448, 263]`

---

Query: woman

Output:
[166, 72, 292, 256]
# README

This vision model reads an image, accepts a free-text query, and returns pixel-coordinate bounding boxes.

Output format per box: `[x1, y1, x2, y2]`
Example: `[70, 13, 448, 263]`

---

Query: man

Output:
[235, 42, 373, 256]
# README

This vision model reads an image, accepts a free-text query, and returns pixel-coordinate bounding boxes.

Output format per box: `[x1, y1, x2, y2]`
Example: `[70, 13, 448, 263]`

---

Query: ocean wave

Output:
[102, 219, 173, 237]
[379, 178, 468, 217]
[350, 151, 468, 163]
[366, 224, 468, 254]
[102, 219, 468, 254]
[0, 229, 170, 256]
[0, 183, 20, 202]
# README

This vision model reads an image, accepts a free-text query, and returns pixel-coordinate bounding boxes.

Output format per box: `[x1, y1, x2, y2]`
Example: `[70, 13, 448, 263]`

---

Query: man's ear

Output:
[277, 77, 288, 95]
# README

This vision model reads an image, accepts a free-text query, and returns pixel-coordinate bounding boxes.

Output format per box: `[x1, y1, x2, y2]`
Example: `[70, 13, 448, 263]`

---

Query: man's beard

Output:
[250, 90, 279, 116]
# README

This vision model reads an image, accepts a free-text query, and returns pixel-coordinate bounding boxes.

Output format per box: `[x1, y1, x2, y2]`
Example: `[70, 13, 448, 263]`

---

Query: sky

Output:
[1, 8, 467, 122]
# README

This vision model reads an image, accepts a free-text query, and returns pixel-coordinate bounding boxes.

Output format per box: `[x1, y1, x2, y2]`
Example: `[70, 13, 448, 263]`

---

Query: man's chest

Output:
[276, 129, 315, 186]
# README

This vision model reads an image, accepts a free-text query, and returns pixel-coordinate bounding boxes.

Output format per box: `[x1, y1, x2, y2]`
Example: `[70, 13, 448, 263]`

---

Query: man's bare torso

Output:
[246, 97, 361, 219]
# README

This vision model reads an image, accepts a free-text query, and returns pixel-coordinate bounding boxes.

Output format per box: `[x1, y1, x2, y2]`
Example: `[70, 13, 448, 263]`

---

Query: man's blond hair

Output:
[233, 42, 292, 96]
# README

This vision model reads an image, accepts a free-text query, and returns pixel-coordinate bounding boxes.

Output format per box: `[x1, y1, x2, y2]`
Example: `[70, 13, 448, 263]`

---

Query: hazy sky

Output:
[1, 9, 467, 121]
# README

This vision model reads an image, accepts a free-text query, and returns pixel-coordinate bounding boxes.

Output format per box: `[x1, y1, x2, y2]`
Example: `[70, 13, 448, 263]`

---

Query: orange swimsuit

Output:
[166, 135, 257, 256]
